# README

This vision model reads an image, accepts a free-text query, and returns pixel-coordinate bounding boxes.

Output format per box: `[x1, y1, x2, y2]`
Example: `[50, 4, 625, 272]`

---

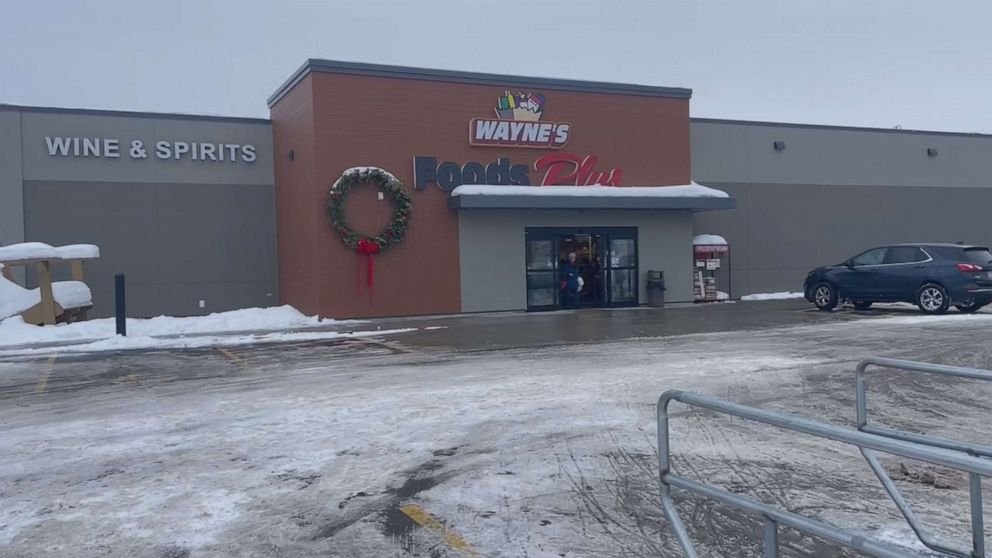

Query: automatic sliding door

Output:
[606, 233, 638, 306]
[525, 236, 558, 311]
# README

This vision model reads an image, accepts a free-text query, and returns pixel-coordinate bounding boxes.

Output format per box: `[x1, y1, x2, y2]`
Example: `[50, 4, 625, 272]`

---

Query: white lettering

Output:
[241, 144, 256, 163]
[475, 120, 499, 141]
[225, 144, 238, 161]
[173, 141, 189, 160]
[72, 137, 81, 157]
[522, 124, 539, 143]
[201, 143, 217, 161]
[553, 123, 570, 146]
[45, 137, 71, 156]
[493, 122, 510, 141]
[83, 138, 100, 157]
[104, 139, 120, 158]
[509, 121, 526, 141]
[536, 123, 552, 143]
[156, 141, 171, 159]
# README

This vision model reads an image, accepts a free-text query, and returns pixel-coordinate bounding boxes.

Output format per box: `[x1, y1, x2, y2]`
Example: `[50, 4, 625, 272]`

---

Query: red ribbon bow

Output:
[356, 239, 380, 305]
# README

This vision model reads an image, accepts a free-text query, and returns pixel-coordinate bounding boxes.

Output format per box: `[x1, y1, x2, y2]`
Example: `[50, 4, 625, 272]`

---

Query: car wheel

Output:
[917, 283, 950, 315]
[813, 283, 838, 311]
[852, 301, 872, 311]
[955, 302, 986, 314]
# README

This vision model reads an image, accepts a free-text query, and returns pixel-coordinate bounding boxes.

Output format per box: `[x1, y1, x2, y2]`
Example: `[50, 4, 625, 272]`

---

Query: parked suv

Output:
[803, 244, 992, 314]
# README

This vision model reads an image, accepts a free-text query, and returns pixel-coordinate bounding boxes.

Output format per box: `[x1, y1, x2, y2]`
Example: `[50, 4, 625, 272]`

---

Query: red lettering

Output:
[534, 153, 623, 186]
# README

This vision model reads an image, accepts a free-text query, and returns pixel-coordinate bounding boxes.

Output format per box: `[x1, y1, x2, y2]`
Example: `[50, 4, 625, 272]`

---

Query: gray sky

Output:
[2, 0, 990, 133]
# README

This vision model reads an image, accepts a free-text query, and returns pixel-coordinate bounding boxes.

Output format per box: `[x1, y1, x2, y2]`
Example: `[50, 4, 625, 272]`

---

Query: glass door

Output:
[606, 232, 638, 306]
[525, 234, 558, 311]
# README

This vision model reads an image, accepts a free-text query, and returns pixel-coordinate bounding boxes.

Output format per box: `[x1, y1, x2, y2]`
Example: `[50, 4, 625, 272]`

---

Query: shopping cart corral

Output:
[658, 358, 992, 557]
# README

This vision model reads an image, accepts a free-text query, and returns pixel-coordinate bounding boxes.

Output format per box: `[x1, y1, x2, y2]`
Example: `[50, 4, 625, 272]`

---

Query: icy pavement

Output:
[1, 308, 992, 557]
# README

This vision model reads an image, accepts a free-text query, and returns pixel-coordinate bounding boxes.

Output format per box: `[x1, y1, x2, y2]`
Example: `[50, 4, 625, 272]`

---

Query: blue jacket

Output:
[562, 262, 580, 292]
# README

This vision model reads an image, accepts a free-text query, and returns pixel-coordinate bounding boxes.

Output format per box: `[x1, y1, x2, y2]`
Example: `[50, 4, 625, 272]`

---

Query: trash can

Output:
[646, 269, 666, 307]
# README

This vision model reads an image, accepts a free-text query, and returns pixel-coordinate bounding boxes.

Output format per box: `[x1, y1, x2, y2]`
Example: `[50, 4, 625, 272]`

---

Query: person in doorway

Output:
[561, 252, 580, 309]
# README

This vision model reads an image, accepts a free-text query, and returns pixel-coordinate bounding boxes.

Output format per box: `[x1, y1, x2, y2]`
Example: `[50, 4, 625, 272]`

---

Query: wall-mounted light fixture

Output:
[773, 141, 786, 151]
[926, 147, 938, 157]
[288, 149, 295, 161]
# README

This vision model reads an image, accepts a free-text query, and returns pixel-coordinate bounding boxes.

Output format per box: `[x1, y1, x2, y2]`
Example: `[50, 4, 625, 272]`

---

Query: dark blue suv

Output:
[803, 244, 992, 314]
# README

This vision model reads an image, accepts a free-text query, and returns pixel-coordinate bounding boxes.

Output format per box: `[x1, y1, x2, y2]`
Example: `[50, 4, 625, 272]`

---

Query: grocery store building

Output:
[2, 59, 991, 319]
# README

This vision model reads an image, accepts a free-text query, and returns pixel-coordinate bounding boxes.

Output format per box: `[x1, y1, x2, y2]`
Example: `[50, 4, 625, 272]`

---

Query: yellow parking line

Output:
[35, 355, 57, 393]
[399, 504, 476, 556]
[216, 347, 244, 365]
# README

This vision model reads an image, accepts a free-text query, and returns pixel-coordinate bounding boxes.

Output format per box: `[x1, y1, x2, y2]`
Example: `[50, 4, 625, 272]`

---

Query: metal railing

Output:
[658, 387, 992, 557]
[855, 357, 992, 556]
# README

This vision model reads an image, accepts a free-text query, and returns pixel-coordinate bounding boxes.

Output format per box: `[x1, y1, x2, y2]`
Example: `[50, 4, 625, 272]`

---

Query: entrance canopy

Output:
[449, 183, 735, 211]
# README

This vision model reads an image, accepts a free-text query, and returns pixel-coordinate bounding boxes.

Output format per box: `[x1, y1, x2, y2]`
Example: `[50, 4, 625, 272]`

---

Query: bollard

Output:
[115, 273, 126, 336]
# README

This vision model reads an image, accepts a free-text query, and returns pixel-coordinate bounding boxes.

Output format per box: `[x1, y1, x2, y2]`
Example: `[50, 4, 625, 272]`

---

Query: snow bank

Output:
[693, 234, 728, 245]
[741, 292, 805, 301]
[0, 305, 347, 349]
[0, 266, 37, 319]
[451, 182, 729, 198]
[55, 244, 100, 259]
[0, 242, 61, 263]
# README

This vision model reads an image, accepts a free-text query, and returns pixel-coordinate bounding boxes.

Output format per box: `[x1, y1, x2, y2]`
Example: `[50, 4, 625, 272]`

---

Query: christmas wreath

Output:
[327, 167, 412, 304]
[327, 167, 412, 254]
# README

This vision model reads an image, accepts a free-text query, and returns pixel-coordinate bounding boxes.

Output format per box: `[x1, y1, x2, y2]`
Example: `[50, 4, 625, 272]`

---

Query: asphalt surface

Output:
[2, 300, 991, 557]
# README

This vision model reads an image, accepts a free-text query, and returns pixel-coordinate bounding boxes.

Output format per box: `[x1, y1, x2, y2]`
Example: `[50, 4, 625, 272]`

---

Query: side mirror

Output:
[844, 261, 854, 269]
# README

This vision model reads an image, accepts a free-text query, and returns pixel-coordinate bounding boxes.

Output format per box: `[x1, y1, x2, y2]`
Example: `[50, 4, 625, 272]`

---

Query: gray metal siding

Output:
[19, 111, 273, 185]
[458, 210, 694, 313]
[23, 181, 277, 318]
[691, 120, 992, 297]
[693, 182, 992, 297]
[0, 109, 24, 248]
[691, 120, 992, 188]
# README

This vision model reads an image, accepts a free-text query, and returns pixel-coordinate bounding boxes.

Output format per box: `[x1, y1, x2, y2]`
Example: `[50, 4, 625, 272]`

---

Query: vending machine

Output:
[693, 235, 730, 302]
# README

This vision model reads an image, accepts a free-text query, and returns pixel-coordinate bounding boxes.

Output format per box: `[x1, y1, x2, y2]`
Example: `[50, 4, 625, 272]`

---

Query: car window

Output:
[883, 246, 928, 264]
[850, 248, 887, 266]
[962, 248, 992, 265]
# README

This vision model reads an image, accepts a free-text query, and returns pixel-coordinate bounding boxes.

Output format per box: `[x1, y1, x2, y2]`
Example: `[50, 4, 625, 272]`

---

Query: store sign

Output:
[414, 153, 622, 191]
[469, 90, 571, 149]
[44, 136, 257, 163]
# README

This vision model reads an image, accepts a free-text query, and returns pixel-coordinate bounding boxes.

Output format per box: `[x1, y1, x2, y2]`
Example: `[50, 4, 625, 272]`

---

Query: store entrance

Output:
[525, 227, 638, 311]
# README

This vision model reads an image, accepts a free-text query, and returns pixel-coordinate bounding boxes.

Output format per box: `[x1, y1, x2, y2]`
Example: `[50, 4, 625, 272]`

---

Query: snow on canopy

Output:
[451, 182, 729, 198]
[0, 242, 61, 263]
[0, 242, 100, 263]
[693, 234, 728, 246]
[55, 244, 100, 259]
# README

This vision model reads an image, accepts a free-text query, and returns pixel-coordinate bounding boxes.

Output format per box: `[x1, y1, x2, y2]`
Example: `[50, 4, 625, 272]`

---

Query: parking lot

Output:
[2, 301, 991, 557]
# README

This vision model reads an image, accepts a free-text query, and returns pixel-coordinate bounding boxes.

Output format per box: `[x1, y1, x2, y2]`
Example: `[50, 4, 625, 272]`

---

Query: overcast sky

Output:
[1, 0, 990, 133]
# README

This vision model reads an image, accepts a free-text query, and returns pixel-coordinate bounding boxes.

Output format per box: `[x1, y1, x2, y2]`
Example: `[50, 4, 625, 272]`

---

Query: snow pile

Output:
[0, 242, 61, 263]
[451, 182, 729, 198]
[0, 266, 37, 318]
[49, 281, 92, 309]
[741, 291, 805, 301]
[54, 244, 100, 259]
[0, 305, 342, 349]
[717, 290, 730, 301]
[693, 234, 728, 245]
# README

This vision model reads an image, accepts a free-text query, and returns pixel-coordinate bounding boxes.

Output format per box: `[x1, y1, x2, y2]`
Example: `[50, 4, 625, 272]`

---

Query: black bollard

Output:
[115, 273, 126, 336]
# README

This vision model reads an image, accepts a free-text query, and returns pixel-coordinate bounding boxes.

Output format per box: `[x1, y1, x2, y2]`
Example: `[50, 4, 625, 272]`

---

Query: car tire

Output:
[917, 283, 950, 315]
[852, 301, 873, 311]
[955, 302, 986, 314]
[813, 282, 838, 311]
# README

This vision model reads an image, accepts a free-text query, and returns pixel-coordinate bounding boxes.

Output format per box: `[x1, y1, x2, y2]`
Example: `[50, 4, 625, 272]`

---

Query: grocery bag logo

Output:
[469, 90, 571, 149]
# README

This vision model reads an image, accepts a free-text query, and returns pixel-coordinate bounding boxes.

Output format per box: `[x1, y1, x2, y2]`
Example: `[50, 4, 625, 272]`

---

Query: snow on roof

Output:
[0, 242, 100, 263]
[693, 234, 728, 246]
[451, 182, 729, 198]
[55, 244, 100, 260]
[0, 242, 61, 263]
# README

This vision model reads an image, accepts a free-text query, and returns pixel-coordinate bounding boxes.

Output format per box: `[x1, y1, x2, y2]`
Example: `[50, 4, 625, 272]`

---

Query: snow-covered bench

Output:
[0, 242, 100, 325]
